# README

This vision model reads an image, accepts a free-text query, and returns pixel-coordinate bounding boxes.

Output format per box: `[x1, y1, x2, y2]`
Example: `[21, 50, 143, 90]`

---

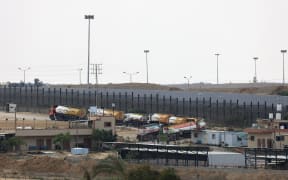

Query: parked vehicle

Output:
[49, 105, 87, 121]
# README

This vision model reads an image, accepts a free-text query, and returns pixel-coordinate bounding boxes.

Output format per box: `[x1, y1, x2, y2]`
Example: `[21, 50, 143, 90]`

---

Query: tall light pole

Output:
[123, 72, 139, 83]
[144, 50, 150, 84]
[215, 53, 220, 84]
[184, 76, 192, 89]
[77, 68, 83, 85]
[18, 67, 30, 84]
[253, 57, 259, 83]
[281, 50, 287, 84]
[85, 15, 94, 86]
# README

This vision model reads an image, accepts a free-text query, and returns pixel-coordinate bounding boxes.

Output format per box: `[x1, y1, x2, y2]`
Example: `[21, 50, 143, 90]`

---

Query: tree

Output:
[34, 78, 43, 87]
[158, 168, 181, 180]
[91, 129, 116, 151]
[127, 165, 159, 180]
[2, 136, 25, 152]
[89, 155, 127, 180]
[53, 132, 71, 150]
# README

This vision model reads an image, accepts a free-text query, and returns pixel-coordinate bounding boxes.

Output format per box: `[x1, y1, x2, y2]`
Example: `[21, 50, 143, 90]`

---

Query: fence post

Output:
[209, 97, 212, 122]
[150, 94, 153, 114]
[30, 86, 33, 111]
[182, 98, 185, 116]
[53, 88, 56, 106]
[223, 100, 226, 124]
[131, 92, 134, 110]
[243, 102, 246, 127]
[189, 97, 192, 117]
[36, 86, 39, 112]
[162, 96, 166, 113]
[119, 92, 122, 110]
[71, 89, 74, 106]
[137, 94, 140, 110]
[65, 88, 68, 105]
[264, 101, 267, 119]
[42, 88, 45, 106]
[88, 90, 91, 106]
[202, 97, 205, 118]
[144, 94, 147, 113]
[59, 88, 62, 105]
[125, 92, 128, 112]
[196, 97, 199, 118]
[250, 101, 253, 126]
[155, 94, 158, 113]
[176, 98, 179, 115]
[100, 92, 103, 108]
[169, 96, 172, 113]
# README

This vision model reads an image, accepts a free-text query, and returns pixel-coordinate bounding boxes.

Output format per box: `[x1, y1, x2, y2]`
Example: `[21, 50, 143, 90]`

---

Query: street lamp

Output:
[77, 68, 83, 85]
[18, 67, 30, 84]
[144, 50, 150, 84]
[281, 50, 287, 84]
[253, 57, 259, 83]
[184, 76, 192, 89]
[123, 72, 139, 83]
[84, 14, 94, 86]
[215, 53, 220, 84]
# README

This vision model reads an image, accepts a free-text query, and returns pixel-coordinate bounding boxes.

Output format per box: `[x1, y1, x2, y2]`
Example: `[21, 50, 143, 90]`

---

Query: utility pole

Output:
[253, 57, 258, 83]
[281, 50, 287, 84]
[90, 63, 102, 108]
[18, 67, 30, 84]
[84, 15, 94, 86]
[215, 53, 220, 84]
[123, 72, 139, 83]
[184, 76, 192, 89]
[144, 50, 150, 84]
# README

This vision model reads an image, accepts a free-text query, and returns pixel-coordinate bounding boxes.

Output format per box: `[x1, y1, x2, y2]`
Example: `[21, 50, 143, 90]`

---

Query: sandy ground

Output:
[0, 111, 49, 121]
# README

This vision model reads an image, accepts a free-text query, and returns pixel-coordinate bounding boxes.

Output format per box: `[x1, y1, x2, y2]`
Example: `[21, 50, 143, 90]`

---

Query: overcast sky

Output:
[1, 0, 288, 85]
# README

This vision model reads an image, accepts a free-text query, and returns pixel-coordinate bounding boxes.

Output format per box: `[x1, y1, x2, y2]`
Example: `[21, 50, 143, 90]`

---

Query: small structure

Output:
[208, 151, 245, 167]
[244, 118, 288, 149]
[191, 130, 247, 147]
[0, 115, 116, 151]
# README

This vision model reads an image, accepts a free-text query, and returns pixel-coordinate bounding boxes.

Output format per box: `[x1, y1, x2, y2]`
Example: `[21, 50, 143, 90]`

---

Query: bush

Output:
[159, 168, 181, 180]
[128, 165, 159, 180]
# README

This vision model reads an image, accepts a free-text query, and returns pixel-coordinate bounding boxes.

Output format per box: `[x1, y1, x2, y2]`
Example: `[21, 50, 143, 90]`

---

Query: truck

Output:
[49, 105, 87, 121]
[88, 107, 125, 125]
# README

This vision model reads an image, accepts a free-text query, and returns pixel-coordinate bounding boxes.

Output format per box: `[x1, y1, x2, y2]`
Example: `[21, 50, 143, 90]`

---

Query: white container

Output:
[71, 148, 89, 155]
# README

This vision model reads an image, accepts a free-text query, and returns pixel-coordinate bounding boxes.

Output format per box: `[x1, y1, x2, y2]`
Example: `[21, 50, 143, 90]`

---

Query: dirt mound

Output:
[18, 156, 71, 174]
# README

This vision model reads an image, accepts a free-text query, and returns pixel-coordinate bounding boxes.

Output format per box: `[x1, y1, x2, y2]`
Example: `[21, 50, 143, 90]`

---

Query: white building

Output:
[191, 130, 247, 147]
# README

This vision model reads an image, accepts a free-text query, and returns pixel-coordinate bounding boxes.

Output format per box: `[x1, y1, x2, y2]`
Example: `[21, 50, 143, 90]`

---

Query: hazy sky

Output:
[1, 0, 288, 85]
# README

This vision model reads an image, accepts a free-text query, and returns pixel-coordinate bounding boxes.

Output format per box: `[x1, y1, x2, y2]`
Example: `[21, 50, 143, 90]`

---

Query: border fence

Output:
[0, 86, 287, 128]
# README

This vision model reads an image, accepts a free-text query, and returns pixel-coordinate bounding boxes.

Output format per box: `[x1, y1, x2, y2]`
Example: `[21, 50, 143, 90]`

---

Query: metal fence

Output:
[0, 86, 286, 128]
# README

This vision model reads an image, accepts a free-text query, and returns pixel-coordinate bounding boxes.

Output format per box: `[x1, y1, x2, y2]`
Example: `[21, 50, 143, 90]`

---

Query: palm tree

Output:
[87, 155, 127, 180]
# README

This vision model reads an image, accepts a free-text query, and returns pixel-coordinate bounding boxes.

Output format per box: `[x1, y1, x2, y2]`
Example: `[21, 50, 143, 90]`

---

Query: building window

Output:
[276, 135, 284, 141]
[267, 139, 272, 148]
[194, 133, 198, 138]
[262, 138, 266, 148]
[104, 122, 111, 127]
[237, 136, 242, 141]
[212, 134, 216, 139]
[250, 135, 255, 141]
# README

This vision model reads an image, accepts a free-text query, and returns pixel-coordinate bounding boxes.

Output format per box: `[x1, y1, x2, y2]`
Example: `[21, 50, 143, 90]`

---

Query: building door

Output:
[267, 139, 272, 148]
[46, 139, 52, 150]
[63, 141, 70, 150]
[262, 139, 266, 148]
[257, 139, 261, 148]
[84, 138, 92, 149]
[36, 139, 44, 150]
